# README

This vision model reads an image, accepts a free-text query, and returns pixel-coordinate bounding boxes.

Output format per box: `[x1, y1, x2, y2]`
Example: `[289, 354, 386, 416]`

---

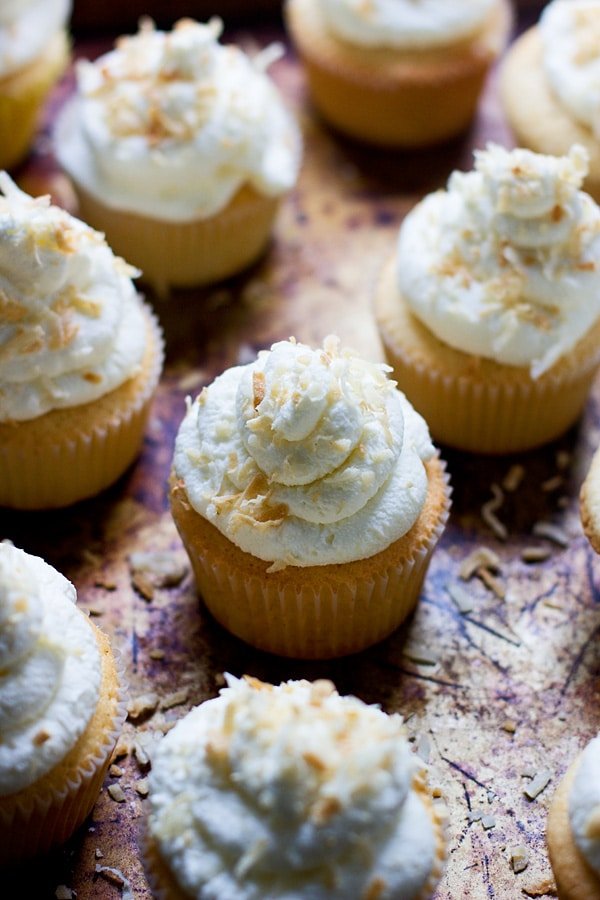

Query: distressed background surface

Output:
[3, 9, 598, 899]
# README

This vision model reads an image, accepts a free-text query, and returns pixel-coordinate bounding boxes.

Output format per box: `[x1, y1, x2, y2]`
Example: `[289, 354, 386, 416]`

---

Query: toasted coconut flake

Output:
[541, 475, 564, 492]
[447, 581, 474, 614]
[160, 688, 189, 710]
[55, 887, 74, 900]
[107, 783, 126, 803]
[521, 546, 552, 563]
[502, 464, 525, 492]
[522, 877, 558, 896]
[523, 770, 552, 800]
[482, 483, 508, 541]
[532, 521, 569, 547]
[482, 814, 496, 830]
[402, 643, 439, 666]
[135, 777, 150, 797]
[510, 844, 529, 874]
[459, 546, 502, 580]
[477, 568, 506, 599]
[126, 692, 159, 722]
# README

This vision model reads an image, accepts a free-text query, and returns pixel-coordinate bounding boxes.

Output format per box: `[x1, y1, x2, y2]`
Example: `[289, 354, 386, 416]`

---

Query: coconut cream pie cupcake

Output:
[285, 0, 511, 147]
[501, 0, 600, 203]
[547, 735, 600, 899]
[0, 0, 70, 170]
[170, 336, 450, 659]
[145, 675, 447, 899]
[374, 144, 600, 454]
[55, 18, 302, 295]
[0, 174, 163, 510]
[580, 447, 600, 553]
[0, 543, 125, 863]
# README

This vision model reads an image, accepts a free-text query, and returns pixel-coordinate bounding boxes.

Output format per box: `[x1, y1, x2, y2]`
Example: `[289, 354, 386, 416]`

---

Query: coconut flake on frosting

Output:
[319, 0, 495, 49]
[0, 543, 101, 796]
[173, 336, 435, 567]
[397, 143, 600, 377]
[541, 0, 600, 138]
[148, 675, 441, 900]
[0, 173, 147, 422]
[569, 735, 600, 876]
[54, 18, 302, 222]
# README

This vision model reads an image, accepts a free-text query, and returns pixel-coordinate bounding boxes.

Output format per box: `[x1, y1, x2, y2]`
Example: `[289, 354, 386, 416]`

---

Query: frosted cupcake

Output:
[55, 18, 302, 295]
[170, 336, 450, 659]
[0, 543, 125, 863]
[501, 0, 600, 202]
[0, 173, 163, 509]
[0, 0, 70, 170]
[285, 0, 511, 147]
[374, 144, 600, 454]
[145, 675, 446, 899]
[547, 735, 600, 899]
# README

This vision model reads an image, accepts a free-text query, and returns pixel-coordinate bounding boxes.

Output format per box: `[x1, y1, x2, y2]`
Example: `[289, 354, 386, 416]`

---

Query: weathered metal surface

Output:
[3, 19, 600, 900]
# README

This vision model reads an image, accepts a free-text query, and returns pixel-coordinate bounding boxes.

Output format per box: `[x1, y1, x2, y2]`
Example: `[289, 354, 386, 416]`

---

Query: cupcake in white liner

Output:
[547, 734, 600, 899]
[501, 0, 600, 202]
[374, 143, 600, 453]
[0, 543, 126, 863]
[144, 675, 447, 899]
[0, 172, 164, 509]
[169, 336, 450, 659]
[55, 17, 302, 295]
[0, 0, 71, 170]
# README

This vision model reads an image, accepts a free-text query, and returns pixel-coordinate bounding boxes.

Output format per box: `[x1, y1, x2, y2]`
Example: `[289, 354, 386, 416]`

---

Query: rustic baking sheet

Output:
[4, 14, 600, 899]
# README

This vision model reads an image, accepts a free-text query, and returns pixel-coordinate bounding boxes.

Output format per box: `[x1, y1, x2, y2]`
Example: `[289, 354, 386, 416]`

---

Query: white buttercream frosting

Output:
[148, 675, 440, 900]
[0, 0, 70, 77]
[173, 336, 435, 567]
[319, 0, 495, 49]
[0, 543, 101, 796]
[0, 173, 147, 423]
[55, 18, 302, 223]
[569, 735, 600, 875]
[397, 143, 600, 377]
[541, 0, 600, 138]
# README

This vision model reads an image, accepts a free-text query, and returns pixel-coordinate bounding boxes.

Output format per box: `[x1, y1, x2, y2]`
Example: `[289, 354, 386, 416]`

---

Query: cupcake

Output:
[580, 447, 600, 553]
[285, 0, 511, 148]
[170, 335, 450, 659]
[374, 143, 600, 454]
[145, 675, 447, 899]
[55, 18, 302, 296]
[0, 543, 125, 863]
[501, 0, 600, 203]
[547, 735, 600, 899]
[0, 173, 163, 510]
[0, 0, 70, 171]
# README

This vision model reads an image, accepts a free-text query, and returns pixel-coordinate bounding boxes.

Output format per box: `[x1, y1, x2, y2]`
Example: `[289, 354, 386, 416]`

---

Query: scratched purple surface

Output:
[2, 10, 599, 899]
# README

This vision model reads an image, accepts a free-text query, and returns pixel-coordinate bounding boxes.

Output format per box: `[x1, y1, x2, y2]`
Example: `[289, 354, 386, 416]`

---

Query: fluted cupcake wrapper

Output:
[375, 257, 600, 454]
[171, 457, 450, 660]
[0, 304, 164, 509]
[0, 31, 68, 170]
[72, 181, 280, 297]
[547, 754, 600, 900]
[0, 626, 127, 864]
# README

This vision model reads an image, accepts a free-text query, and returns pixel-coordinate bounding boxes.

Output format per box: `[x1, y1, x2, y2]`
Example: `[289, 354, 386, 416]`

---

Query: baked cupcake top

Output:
[569, 735, 600, 875]
[397, 143, 600, 377]
[0, 0, 70, 77]
[0, 543, 101, 796]
[148, 675, 442, 900]
[55, 18, 302, 223]
[318, 0, 495, 49]
[540, 0, 600, 138]
[173, 336, 436, 567]
[0, 174, 147, 423]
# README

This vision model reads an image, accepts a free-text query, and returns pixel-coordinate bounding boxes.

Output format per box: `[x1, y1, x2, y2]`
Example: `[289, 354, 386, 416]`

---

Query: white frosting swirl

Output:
[0, 543, 101, 796]
[397, 144, 600, 377]
[319, 0, 495, 49]
[149, 675, 439, 900]
[569, 735, 600, 875]
[0, 0, 70, 77]
[173, 337, 435, 567]
[55, 18, 302, 223]
[0, 173, 147, 423]
[541, 0, 600, 138]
